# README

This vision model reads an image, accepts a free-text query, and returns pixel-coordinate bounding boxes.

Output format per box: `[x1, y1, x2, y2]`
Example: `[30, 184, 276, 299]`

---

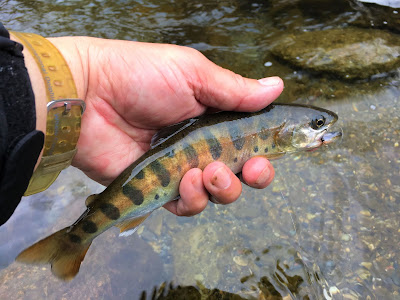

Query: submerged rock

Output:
[271, 28, 400, 79]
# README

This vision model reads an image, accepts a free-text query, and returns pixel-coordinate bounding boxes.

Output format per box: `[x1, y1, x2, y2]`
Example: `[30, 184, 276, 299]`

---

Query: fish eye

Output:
[311, 115, 326, 129]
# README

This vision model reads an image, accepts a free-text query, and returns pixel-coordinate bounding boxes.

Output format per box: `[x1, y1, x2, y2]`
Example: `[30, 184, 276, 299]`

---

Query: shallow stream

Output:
[1, 1, 399, 299]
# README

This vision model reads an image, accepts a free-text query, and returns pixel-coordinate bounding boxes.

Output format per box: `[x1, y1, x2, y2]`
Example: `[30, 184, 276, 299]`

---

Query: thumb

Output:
[191, 56, 284, 112]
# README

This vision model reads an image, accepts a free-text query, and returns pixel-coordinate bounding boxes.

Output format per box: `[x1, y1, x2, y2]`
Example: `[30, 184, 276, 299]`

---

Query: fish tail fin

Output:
[16, 228, 91, 281]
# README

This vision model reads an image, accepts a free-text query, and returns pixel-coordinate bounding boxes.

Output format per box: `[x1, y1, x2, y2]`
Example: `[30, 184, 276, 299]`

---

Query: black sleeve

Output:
[0, 23, 45, 226]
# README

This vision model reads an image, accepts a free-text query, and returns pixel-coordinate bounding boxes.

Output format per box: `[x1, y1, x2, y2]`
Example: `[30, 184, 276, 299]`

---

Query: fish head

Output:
[275, 104, 342, 152]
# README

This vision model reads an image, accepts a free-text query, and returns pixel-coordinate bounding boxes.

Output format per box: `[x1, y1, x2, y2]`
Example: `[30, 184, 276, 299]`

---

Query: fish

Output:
[16, 103, 342, 280]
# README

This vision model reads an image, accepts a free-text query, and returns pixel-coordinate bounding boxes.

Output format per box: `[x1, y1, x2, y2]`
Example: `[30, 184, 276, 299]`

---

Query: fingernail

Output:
[255, 166, 271, 186]
[211, 166, 231, 190]
[258, 76, 281, 86]
[210, 196, 221, 204]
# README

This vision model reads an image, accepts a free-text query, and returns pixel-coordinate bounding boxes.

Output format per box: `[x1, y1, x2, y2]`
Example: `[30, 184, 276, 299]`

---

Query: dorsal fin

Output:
[150, 118, 198, 148]
[116, 213, 151, 237]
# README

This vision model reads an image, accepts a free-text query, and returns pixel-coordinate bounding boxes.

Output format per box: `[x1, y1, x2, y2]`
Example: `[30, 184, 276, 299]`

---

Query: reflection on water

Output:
[141, 250, 314, 300]
[1, 0, 400, 299]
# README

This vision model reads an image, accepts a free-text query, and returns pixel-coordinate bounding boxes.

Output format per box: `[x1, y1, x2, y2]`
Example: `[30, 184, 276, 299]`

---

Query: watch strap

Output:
[10, 31, 85, 195]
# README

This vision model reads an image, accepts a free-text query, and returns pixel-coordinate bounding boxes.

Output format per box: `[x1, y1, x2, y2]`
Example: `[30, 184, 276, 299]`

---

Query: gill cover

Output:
[276, 107, 338, 152]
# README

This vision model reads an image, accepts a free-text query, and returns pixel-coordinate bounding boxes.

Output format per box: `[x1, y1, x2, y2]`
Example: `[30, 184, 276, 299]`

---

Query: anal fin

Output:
[116, 213, 151, 237]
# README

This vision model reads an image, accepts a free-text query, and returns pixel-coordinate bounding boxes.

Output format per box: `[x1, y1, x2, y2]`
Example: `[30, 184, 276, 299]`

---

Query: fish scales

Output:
[16, 103, 342, 280]
[75, 118, 275, 245]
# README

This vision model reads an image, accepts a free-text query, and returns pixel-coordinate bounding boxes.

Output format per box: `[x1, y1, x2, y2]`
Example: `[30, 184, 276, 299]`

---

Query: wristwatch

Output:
[11, 31, 85, 195]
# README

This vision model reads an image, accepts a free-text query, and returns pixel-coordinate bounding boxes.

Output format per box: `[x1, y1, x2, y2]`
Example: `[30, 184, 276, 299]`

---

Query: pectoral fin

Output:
[150, 118, 198, 148]
[116, 213, 151, 237]
[264, 152, 286, 160]
[85, 194, 97, 206]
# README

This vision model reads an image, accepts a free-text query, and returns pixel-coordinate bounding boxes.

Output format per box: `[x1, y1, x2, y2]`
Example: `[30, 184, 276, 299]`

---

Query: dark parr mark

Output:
[258, 129, 270, 140]
[150, 160, 171, 187]
[264, 147, 269, 153]
[135, 170, 144, 179]
[206, 134, 222, 160]
[234, 157, 238, 163]
[183, 144, 199, 168]
[69, 234, 82, 244]
[229, 126, 245, 150]
[233, 137, 246, 150]
[99, 203, 120, 220]
[254, 146, 259, 153]
[155, 194, 159, 200]
[272, 143, 276, 149]
[82, 220, 98, 234]
[123, 184, 144, 205]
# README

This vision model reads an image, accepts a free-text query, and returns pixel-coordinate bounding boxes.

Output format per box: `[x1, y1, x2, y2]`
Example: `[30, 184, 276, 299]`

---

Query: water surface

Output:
[1, 0, 399, 299]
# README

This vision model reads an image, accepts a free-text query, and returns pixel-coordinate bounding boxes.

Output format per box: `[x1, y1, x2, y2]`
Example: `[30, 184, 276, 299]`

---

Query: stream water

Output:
[1, 1, 399, 299]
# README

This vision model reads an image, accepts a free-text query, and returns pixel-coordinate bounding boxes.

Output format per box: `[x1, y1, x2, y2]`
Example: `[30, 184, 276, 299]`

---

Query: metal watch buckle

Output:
[47, 99, 86, 114]
[24, 99, 86, 195]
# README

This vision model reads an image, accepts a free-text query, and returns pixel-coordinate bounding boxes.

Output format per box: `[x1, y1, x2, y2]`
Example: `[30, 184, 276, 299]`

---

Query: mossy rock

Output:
[271, 28, 400, 79]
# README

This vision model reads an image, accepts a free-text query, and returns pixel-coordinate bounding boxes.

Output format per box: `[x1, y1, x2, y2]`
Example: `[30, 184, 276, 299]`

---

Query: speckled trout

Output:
[16, 103, 341, 280]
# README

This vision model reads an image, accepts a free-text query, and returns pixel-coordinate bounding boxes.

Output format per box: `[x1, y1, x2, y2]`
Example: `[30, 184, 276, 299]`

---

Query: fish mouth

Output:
[306, 127, 343, 151]
[321, 130, 342, 145]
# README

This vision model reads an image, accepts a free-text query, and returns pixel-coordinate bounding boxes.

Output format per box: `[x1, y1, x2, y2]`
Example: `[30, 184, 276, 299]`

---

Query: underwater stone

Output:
[271, 28, 400, 79]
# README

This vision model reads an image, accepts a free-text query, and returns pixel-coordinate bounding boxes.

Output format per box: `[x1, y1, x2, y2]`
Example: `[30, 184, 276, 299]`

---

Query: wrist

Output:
[11, 34, 90, 133]
[10, 33, 47, 170]
[11, 35, 90, 142]
[46, 36, 88, 101]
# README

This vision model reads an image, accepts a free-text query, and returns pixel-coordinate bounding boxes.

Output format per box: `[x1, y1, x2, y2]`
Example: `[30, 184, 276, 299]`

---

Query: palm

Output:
[72, 43, 209, 185]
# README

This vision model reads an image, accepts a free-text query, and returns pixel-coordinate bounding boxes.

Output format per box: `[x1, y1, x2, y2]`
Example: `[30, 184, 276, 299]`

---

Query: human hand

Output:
[48, 37, 283, 216]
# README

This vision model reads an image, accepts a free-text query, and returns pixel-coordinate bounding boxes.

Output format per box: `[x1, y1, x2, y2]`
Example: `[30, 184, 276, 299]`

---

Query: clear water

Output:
[1, 0, 399, 299]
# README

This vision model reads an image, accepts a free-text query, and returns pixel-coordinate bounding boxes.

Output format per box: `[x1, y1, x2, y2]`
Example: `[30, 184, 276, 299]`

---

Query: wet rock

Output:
[325, 260, 336, 271]
[233, 255, 248, 267]
[360, 262, 373, 270]
[351, 2, 400, 33]
[392, 262, 400, 286]
[341, 233, 352, 241]
[360, 210, 372, 217]
[271, 28, 400, 79]
[329, 286, 340, 296]
[356, 268, 371, 280]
